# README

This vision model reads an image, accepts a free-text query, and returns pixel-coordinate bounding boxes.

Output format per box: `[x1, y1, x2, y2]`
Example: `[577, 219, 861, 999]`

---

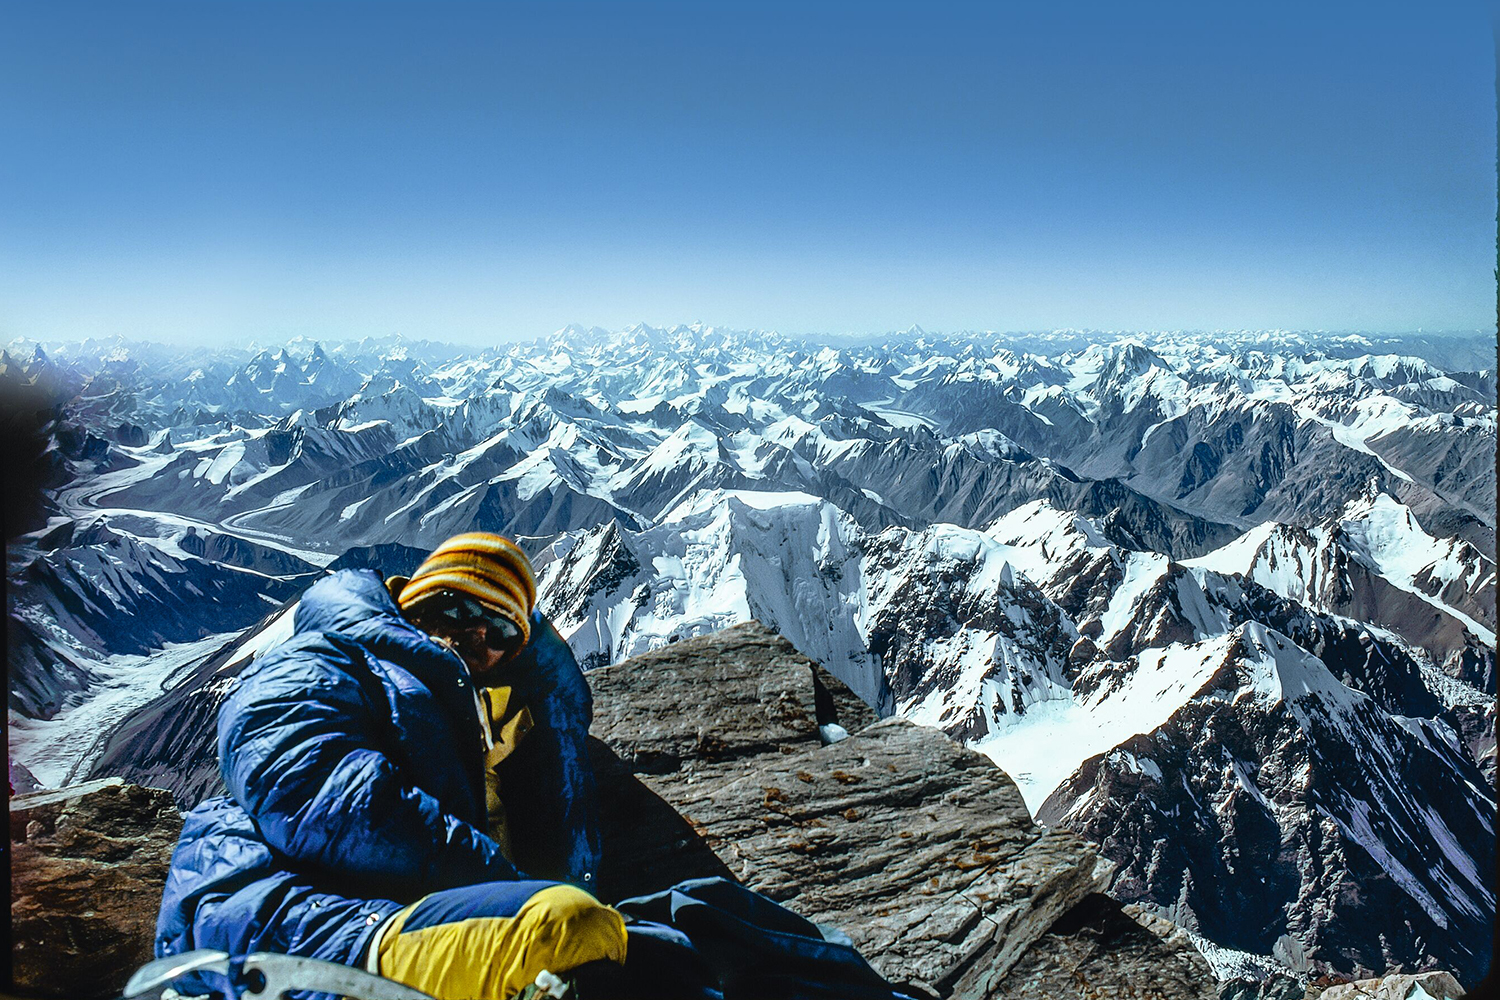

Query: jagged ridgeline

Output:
[6, 326, 1495, 992]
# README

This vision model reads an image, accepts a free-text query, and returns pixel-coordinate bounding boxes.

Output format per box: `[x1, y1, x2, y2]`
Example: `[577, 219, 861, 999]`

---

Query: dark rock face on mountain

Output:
[1370, 413, 1497, 526]
[859, 530, 1077, 743]
[1213, 507, 1497, 693]
[174, 525, 320, 577]
[1125, 401, 1388, 526]
[1452, 700, 1497, 786]
[1078, 485, 1237, 561]
[989, 894, 1215, 1000]
[11, 779, 180, 999]
[326, 541, 433, 577]
[814, 433, 1240, 560]
[1039, 625, 1495, 989]
[8, 614, 101, 721]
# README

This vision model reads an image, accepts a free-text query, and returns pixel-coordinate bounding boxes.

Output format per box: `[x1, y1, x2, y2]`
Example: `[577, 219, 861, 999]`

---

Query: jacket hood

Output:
[294, 568, 399, 635]
[293, 569, 468, 679]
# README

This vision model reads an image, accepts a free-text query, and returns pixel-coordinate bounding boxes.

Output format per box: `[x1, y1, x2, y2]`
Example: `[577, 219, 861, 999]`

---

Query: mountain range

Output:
[5, 324, 1494, 988]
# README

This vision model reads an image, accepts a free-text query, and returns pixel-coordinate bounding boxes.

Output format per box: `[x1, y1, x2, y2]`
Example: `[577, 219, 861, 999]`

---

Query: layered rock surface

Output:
[587, 621, 1216, 998]
[989, 894, 1220, 999]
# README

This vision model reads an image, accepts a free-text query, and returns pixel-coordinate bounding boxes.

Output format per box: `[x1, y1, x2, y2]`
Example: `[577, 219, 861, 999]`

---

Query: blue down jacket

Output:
[156, 568, 601, 967]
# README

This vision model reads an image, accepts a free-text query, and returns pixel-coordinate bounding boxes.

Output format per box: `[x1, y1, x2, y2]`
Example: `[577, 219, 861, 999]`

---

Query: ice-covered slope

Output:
[538, 489, 891, 710]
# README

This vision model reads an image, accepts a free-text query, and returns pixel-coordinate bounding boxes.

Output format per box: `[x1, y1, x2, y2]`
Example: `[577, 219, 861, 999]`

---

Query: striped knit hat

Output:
[386, 532, 537, 648]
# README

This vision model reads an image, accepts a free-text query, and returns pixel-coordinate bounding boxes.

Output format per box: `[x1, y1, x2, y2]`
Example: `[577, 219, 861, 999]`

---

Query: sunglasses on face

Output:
[425, 593, 524, 650]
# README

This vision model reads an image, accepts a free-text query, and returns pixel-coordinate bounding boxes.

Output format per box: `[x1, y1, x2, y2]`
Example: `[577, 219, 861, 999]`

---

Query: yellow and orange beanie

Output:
[385, 532, 538, 648]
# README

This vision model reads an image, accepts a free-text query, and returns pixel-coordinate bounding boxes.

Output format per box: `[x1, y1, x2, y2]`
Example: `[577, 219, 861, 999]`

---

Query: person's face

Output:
[425, 619, 511, 680]
[410, 595, 524, 681]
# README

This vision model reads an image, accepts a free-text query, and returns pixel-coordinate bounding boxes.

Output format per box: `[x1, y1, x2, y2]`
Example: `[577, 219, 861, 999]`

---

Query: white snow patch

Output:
[973, 633, 1234, 811]
[340, 496, 373, 521]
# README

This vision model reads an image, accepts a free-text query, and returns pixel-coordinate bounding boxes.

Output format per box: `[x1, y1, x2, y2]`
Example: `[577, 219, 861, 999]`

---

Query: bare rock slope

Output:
[10, 779, 179, 997]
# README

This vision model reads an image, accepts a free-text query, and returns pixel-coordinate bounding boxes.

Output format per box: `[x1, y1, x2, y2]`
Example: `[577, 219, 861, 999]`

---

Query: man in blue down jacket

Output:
[156, 532, 913, 1000]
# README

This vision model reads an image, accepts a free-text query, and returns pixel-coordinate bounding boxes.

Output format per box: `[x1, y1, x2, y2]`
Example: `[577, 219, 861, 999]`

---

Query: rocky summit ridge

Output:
[14, 621, 1474, 1000]
[587, 623, 1114, 996]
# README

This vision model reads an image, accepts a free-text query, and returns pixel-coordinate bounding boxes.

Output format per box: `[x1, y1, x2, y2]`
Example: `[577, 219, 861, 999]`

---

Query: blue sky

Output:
[1, 1, 1493, 344]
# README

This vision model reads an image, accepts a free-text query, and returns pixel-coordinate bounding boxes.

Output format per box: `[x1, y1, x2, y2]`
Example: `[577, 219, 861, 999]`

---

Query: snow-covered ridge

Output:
[1188, 482, 1496, 684]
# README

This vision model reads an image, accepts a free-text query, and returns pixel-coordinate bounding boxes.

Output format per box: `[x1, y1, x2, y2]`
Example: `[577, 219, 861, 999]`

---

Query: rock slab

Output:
[1315, 971, 1465, 1000]
[990, 893, 1217, 999]
[10, 778, 182, 999]
[589, 621, 1108, 997]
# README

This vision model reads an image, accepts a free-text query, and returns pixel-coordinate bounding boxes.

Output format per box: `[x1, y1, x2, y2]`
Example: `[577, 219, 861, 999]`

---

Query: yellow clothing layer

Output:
[388, 532, 537, 647]
[377, 884, 627, 1000]
[480, 685, 534, 863]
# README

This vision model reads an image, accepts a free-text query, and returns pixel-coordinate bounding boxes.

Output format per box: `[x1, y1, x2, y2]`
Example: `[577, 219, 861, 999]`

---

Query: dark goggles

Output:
[426, 592, 523, 649]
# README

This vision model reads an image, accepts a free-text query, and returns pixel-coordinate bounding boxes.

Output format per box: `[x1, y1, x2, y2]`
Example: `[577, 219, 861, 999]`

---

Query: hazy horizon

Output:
[7, 323, 1494, 360]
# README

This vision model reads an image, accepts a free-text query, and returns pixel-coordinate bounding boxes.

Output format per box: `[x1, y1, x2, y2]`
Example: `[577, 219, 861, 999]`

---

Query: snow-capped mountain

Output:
[532, 487, 1493, 982]
[1040, 621, 1492, 984]
[1187, 484, 1495, 691]
[5, 325, 1494, 988]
